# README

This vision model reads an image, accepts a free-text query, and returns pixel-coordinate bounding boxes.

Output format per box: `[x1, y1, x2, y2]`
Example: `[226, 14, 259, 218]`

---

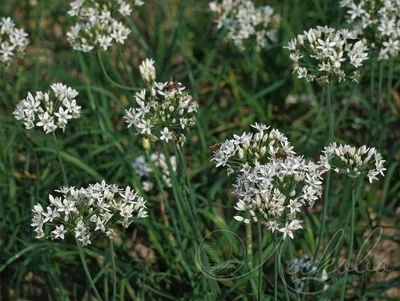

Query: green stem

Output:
[97, 52, 140, 91]
[257, 223, 263, 301]
[278, 245, 290, 301]
[274, 232, 278, 301]
[339, 180, 357, 301]
[375, 62, 384, 144]
[52, 132, 68, 187]
[368, 60, 375, 144]
[302, 83, 334, 300]
[326, 81, 334, 142]
[110, 240, 117, 301]
[76, 239, 103, 301]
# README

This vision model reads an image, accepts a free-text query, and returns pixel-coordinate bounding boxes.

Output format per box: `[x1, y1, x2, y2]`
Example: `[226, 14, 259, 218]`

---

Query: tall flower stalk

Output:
[212, 123, 324, 298]
[319, 143, 385, 299]
[31, 182, 148, 300]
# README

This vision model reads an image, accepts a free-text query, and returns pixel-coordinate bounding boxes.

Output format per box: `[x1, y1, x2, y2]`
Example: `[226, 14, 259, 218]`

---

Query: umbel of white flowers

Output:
[132, 152, 177, 191]
[232, 156, 324, 239]
[286, 26, 369, 84]
[340, 0, 400, 60]
[124, 59, 198, 145]
[13, 83, 81, 133]
[212, 123, 324, 239]
[209, 0, 280, 51]
[31, 181, 148, 246]
[0, 17, 29, 66]
[319, 142, 386, 183]
[67, 0, 144, 52]
[212, 123, 295, 175]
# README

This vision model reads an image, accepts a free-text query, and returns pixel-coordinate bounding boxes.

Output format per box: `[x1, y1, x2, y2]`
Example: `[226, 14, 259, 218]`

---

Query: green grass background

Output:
[0, 0, 399, 300]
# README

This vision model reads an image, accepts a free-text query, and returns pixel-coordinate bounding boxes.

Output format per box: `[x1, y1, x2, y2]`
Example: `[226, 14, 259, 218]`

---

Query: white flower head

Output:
[31, 182, 148, 246]
[0, 17, 29, 67]
[67, 0, 143, 52]
[232, 155, 323, 239]
[212, 123, 295, 172]
[124, 66, 198, 145]
[319, 142, 386, 183]
[340, 0, 400, 60]
[139, 58, 156, 85]
[286, 26, 369, 84]
[13, 83, 81, 133]
[132, 153, 177, 191]
[209, 0, 280, 52]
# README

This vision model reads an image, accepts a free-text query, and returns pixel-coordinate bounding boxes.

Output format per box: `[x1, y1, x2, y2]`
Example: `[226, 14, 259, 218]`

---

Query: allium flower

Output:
[319, 142, 386, 183]
[67, 0, 144, 52]
[286, 26, 369, 84]
[132, 153, 177, 191]
[209, 0, 280, 51]
[13, 83, 81, 133]
[124, 59, 198, 145]
[0, 17, 29, 67]
[211, 123, 295, 174]
[340, 0, 400, 59]
[213, 123, 323, 239]
[31, 181, 148, 246]
[231, 156, 324, 238]
[139, 58, 156, 86]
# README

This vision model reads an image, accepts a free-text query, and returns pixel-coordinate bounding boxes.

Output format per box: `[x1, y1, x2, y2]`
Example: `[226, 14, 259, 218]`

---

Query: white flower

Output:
[13, 83, 80, 133]
[212, 123, 295, 171]
[319, 142, 386, 183]
[132, 153, 177, 191]
[67, 0, 143, 52]
[340, 0, 400, 60]
[279, 220, 303, 239]
[209, 0, 280, 51]
[139, 58, 156, 85]
[160, 127, 173, 142]
[31, 182, 148, 247]
[124, 64, 198, 145]
[286, 26, 368, 84]
[51, 225, 67, 240]
[0, 17, 29, 66]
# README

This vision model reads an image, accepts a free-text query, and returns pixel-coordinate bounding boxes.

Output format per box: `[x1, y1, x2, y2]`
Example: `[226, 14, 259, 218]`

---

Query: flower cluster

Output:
[67, 0, 144, 52]
[209, 0, 280, 51]
[212, 123, 295, 175]
[13, 83, 81, 133]
[213, 123, 323, 239]
[139, 58, 156, 86]
[286, 26, 369, 84]
[125, 59, 198, 145]
[133, 152, 177, 191]
[31, 181, 148, 246]
[0, 17, 29, 66]
[232, 156, 323, 239]
[319, 142, 386, 183]
[340, 0, 400, 59]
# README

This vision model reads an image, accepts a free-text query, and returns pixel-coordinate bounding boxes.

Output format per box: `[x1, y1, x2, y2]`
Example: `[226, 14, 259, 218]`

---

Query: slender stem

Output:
[257, 223, 263, 301]
[303, 83, 334, 300]
[339, 180, 357, 301]
[326, 81, 334, 142]
[376, 61, 384, 144]
[245, 221, 257, 295]
[76, 239, 103, 301]
[368, 60, 375, 144]
[52, 132, 68, 186]
[110, 240, 117, 301]
[97, 52, 140, 91]
[274, 233, 278, 301]
[278, 243, 290, 301]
